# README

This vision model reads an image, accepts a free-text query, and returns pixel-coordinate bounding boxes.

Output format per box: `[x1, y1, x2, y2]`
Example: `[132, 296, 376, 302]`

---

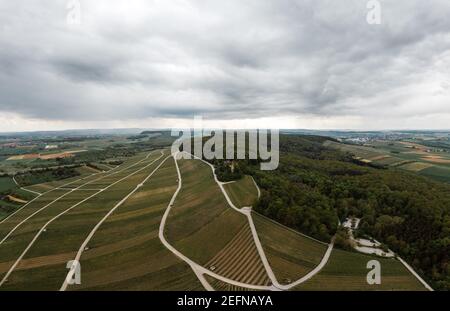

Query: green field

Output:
[294, 248, 426, 291]
[0, 132, 443, 291]
[0, 151, 170, 290]
[0, 176, 28, 222]
[67, 156, 203, 291]
[324, 140, 385, 160]
[165, 159, 248, 264]
[324, 140, 450, 183]
[165, 158, 269, 286]
[223, 175, 259, 208]
[398, 162, 434, 172]
[419, 165, 450, 183]
[253, 213, 328, 285]
[0, 177, 16, 194]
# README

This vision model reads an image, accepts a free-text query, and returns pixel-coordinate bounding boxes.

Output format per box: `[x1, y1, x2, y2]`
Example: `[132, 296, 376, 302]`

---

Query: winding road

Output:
[158, 151, 335, 291]
[1, 148, 432, 291]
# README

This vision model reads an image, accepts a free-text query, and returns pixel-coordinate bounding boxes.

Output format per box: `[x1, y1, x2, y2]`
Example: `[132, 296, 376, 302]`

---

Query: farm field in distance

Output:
[323, 134, 450, 183]
[0, 130, 446, 291]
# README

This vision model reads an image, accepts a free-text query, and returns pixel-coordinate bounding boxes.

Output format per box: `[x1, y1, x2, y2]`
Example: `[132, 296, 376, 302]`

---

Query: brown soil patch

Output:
[422, 156, 450, 164]
[40, 152, 74, 160]
[398, 141, 428, 151]
[7, 195, 28, 204]
[7, 152, 75, 161]
[7, 154, 39, 161]
[369, 155, 391, 161]
[23, 154, 40, 159]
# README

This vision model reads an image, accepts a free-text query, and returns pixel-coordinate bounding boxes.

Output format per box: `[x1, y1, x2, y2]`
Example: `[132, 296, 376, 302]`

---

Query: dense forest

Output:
[15, 167, 81, 187]
[198, 134, 449, 290]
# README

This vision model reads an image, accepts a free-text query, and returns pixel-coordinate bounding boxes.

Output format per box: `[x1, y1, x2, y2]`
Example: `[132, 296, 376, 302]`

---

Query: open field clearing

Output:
[373, 158, 406, 166]
[223, 175, 259, 208]
[422, 155, 450, 164]
[293, 248, 427, 291]
[6, 150, 87, 162]
[165, 159, 248, 265]
[398, 162, 434, 172]
[63, 157, 203, 291]
[373, 156, 407, 166]
[324, 140, 450, 183]
[253, 213, 328, 285]
[0, 177, 16, 193]
[6, 196, 28, 204]
[39, 153, 74, 160]
[418, 165, 450, 183]
[323, 141, 384, 160]
[368, 155, 391, 161]
[397, 141, 430, 151]
[204, 223, 270, 286]
[0, 151, 169, 290]
[7, 153, 74, 161]
[6, 154, 40, 161]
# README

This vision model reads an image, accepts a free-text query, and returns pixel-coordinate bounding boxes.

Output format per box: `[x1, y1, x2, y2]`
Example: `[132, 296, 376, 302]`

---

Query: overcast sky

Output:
[0, 0, 449, 132]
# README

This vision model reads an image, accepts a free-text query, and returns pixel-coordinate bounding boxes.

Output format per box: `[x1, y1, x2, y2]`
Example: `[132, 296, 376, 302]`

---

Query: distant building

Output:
[45, 145, 58, 150]
[1, 143, 17, 148]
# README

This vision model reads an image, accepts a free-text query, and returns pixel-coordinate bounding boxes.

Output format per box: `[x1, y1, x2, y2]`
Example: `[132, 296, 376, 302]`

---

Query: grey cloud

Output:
[51, 59, 115, 83]
[0, 0, 449, 128]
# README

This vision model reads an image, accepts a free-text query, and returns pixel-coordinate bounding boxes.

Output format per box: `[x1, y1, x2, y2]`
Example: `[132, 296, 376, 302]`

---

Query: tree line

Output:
[199, 134, 449, 290]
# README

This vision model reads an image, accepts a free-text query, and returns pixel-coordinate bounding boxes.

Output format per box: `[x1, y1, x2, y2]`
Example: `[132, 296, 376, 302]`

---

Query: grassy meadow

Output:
[223, 175, 259, 208]
[294, 248, 426, 291]
[165, 159, 248, 265]
[0, 152, 169, 290]
[253, 213, 328, 285]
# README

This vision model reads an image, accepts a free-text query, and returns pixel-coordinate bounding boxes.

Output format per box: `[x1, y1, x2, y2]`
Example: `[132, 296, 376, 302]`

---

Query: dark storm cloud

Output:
[51, 59, 115, 82]
[0, 0, 449, 127]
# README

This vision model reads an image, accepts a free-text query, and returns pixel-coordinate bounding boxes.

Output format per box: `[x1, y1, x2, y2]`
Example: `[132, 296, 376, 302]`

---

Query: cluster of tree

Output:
[209, 159, 243, 182]
[248, 135, 449, 290]
[15, 167, 80, 187]
[334, 228, 353, 251]
[56, 147, 136, 166]
[101, 160, 123, 166]
[126, 134, 149, 140]
[0, 200, 18, 218]
[199, 134, 449, 290]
